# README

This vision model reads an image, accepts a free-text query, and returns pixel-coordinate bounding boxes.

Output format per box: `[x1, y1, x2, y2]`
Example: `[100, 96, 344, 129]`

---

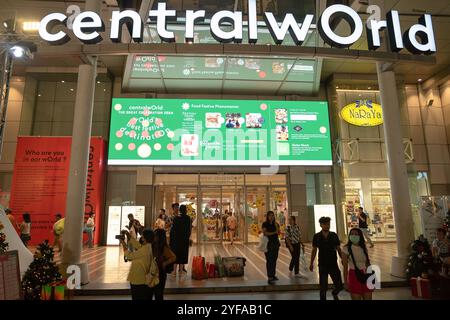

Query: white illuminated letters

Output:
[248, 0, 258, 43]
[111, 10, 143, 43]
[210, 11, 243, 43]
[367, 19, 387, 50]
[185, 10, 206, 43]
[404, 14, 436, 55]
[39, 13, 69, 44]
[264, 13, 314, 45]
[72, 11, 104, 44]
[149, 2, 176, 42]
[318, 4, 363, 48]
[37, 1, 437, 56]
[387, 11, 404, 52]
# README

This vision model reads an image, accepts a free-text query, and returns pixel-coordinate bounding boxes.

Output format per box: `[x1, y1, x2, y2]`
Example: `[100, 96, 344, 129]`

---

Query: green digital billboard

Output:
[108, 98, 332, 166]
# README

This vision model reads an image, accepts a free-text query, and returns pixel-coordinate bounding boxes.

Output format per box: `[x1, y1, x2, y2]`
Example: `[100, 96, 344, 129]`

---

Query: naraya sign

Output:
[39, 1, 436, 55]
[340, 100, 383, 127]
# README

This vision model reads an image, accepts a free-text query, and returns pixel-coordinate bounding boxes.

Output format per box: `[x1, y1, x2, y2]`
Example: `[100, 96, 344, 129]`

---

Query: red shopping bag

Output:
[192, 256, 207, 280]
[208, 264, 216, 278]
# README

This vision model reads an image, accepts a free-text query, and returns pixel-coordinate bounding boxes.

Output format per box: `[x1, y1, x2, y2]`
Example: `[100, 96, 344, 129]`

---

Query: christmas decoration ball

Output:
[406, 268, 410, 273]
[408, 262, 412, 267]
[418, 254, 423, 259]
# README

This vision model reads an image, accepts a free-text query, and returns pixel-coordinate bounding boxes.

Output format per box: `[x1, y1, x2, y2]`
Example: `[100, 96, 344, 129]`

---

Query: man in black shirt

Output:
[310, 216, 343, 300]
[357, 207, 374, 248]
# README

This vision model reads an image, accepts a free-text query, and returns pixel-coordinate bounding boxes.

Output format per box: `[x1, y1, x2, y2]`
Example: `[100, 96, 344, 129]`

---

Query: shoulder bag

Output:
[348, 244, 374, 284]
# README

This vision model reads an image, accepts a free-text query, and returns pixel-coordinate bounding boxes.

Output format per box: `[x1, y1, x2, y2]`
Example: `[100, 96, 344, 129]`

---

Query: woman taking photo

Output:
[285, 216, 305, 277]
[262, 211, 280, 284]
[120, 229, 155, 300]
[152, 229, 176, 300]
[341, 228, 374, 300]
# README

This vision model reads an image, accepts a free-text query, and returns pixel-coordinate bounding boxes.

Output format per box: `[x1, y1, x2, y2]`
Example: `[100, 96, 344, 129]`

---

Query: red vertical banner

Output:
[83, 137, 106, 245]
[9, 137, 106, 246]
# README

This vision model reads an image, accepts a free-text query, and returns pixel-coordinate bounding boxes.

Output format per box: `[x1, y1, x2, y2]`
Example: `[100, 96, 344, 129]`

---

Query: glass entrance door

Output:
[199, 188, 221, 242]
[222, 186, 244, 243]
[246, 187, 267, 243]
[177, 187, 198, 244]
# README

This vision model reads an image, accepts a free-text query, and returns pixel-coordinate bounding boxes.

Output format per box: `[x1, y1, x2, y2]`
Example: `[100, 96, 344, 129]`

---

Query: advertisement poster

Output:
[108, 98, 332, 166]
[9, 137, 106, 245]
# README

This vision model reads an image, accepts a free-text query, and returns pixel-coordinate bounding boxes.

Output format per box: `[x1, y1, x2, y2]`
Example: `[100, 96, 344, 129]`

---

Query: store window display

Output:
[343, 179, 396, 242]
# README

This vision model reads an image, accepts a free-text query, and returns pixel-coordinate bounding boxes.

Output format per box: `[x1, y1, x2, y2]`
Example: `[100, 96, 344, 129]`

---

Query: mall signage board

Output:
[107, 98, 332, 166]
[340, 100, 383, 127]
[39, 1, 436, 55]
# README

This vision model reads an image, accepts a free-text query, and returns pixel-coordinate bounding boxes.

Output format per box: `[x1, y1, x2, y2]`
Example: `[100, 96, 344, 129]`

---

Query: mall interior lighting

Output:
[1, 19, 15, 33]
[22, 21, 40, 32]
[10, 46, 25, 58]
[8, 41, 37, 60]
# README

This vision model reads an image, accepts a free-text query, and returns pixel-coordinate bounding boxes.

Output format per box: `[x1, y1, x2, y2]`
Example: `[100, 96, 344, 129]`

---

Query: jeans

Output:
[288, 243, 301, 274]
[361, 228, 373, 246]
[86, 230, 94, 248]
[130, 284, 153, 300]
[319, 263, 343, 300]
[265, 243, 279, 279]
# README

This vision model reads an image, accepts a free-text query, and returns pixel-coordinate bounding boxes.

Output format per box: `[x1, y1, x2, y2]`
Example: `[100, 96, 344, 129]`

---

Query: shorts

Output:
[348, 269, 374, 295]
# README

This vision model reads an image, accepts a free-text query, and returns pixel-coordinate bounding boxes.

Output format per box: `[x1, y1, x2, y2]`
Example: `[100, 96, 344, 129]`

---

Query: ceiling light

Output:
[368, 87, 371, 90]
[38, 94, 41, 97]
[70, 88, 74, 91]
[9, 41, 36, 60]
[97, 81, 101, 84]
[336, 86, 339, 89]
[22, 21, 40, 31]
[10, 46, 25, 58]
[418, 78, 423, 82]
[2, 19, 15, 33]
[61, 80, 65, 83]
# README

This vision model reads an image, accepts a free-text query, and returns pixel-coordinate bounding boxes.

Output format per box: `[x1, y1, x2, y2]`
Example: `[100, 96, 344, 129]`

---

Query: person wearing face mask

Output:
[341, 228, 374, 300]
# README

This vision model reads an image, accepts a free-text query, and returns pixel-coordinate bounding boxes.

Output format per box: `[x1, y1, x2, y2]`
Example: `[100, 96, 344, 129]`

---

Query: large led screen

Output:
[108, 99, 332, 166]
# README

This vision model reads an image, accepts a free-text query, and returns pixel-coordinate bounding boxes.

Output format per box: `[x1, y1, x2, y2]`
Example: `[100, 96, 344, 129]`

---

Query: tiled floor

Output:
[73, 287, 416, 300]
[49, 242, 403, 291]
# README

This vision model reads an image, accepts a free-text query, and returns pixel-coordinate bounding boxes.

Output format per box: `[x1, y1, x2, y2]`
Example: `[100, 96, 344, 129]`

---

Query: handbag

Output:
[146, 257, 160, 288]
[257, 234, 268, 253]
[348, 244, 374, 284]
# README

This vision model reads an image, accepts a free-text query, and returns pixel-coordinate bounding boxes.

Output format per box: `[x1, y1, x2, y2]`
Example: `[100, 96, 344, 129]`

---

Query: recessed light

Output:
[336, 86, 339, 89]
[368, 87, 372, 90]
[97, 81, 101, 84]
[418, 79, 423, 82]
[38, 94, 41, 97]
[70, 88, 74, 91]
[61, 80, 65, 83]
[103, 89, 106, 92]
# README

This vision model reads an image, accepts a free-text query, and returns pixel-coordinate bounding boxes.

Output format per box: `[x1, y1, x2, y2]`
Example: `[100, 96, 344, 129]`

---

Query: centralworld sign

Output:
[39, 1, 436, 55]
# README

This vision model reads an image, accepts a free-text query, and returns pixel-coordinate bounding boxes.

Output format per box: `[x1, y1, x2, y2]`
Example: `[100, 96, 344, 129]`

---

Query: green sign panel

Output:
[131, 56, 315, 82]
[108, 98, 332, 166]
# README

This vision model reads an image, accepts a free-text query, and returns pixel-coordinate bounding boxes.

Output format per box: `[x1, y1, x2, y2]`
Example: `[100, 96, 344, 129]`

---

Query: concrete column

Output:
[376, 62, 415, 278]
[289, 168, 310, 240]
[61, 62, 97, 283]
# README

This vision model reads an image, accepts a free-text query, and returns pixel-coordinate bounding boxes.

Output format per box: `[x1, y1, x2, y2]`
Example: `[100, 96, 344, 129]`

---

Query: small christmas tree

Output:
[0, 222, 8, 254]
[21, 240, 62, 300]
[406, 235, 434, 279]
